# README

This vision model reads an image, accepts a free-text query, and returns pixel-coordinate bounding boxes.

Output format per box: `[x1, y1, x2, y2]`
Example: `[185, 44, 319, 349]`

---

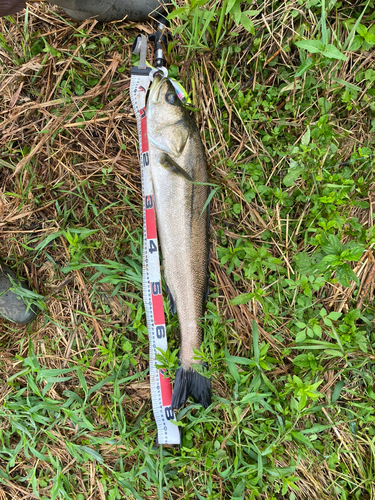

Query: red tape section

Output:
[140, 107, 149, 151]
[159, 369, 173, 406]
[151, 281, 164, 325]
[145, 195, 157, 239]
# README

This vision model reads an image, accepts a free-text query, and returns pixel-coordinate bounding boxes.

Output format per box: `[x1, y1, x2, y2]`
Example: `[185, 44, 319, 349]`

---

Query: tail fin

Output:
[171, 366, 212, 410]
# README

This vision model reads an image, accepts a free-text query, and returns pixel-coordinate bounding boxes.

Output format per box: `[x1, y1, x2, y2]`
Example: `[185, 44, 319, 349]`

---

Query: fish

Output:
[0, 0, 26, 17]
[146, 74, 211, 410]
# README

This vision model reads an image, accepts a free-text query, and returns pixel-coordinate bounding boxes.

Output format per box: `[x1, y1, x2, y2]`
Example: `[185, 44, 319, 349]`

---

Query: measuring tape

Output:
[130, 35, 180, 445]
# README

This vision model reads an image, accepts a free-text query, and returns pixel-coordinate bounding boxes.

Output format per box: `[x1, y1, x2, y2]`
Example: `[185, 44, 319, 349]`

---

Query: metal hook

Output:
[149, 66, 168, 81]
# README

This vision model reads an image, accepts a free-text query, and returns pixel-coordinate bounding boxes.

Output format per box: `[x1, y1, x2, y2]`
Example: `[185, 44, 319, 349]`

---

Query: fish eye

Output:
[166, 92, 178, 105]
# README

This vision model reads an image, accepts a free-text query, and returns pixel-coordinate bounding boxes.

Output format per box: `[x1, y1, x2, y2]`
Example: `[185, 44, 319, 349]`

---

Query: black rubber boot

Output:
[0, 262, 37, 324]
[0, 0, 167, 22]
[53, 0, 166, 22]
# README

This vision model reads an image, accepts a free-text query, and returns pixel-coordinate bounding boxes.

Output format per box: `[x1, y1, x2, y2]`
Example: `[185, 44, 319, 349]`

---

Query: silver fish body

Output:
[146, 75, 211, 409]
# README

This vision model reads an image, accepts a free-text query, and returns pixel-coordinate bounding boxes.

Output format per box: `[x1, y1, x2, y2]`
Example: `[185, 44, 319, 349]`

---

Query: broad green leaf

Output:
[356, 24, 367, 37]
[365, 69, 375, 82]
[232, 1, 241, 24]
[283, 165, 304, 187]
[77, 369, 88, 396]
[295, 322, 306, 329]
[342, 18, 355, 30]
[327, 311, 342, 320]
[312, 324, 322, 336]
[242, 9, 261, 16]
[35, 231, 63, 252]
[344, 2, 371, 51]
[73, 56, 90, 66]
[332, 77, 361, 91]
[294, 57, 315, 78]
[295, 330, 306, 343]
[301, 424, 331, 434]
[321, 234, 342, 256]
[240, 13, 255, 34]
[298, 393, 307, 411]
[295, 39, 323, 53]
[261, 373, 278, 394]
[80, 446, 103, 463]
[232, 480, 246, 500]
[322, 254, 341, 265]
[10, 419, 33, 439]
[321, 44, 347, 61]
[225, 353, 257, 366]
[340, 247, 364, 262]
[167, 7, 188, 19]
[301, 127, 310, 146]
[226, 0, 237, 14]
[332, 380, 345, 403]
[224, 347, 241, 384]
[364, 32, 375, 43]
[349, 35, 363, 51]
[336, 263, 359, 287]
[241, 392, 272, 404]
[230, 292, 254, 306]
[292, 353, 310, 367]
[291, 431, 314, 448]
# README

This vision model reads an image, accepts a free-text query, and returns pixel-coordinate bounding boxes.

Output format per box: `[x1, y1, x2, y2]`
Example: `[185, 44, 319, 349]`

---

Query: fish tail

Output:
[171, 365, 212, 410]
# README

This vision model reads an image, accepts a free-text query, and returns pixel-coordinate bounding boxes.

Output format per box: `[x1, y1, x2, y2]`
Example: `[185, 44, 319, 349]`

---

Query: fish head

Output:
[147, 75, 191, 157]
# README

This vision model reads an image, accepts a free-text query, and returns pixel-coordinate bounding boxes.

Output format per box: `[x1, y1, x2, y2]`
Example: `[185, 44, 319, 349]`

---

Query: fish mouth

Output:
[149, 74, 168, 104]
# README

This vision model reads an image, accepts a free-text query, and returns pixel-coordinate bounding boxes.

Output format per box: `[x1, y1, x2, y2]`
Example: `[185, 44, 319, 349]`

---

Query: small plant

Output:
[63, 228, 100, 266]
[345, 21, 375, 51]
[217, 239, 282, 282]
[155, 347, 179, 375]
[317, 234, 364, 287]
[295, 38, 347, 61]
[284, 375, 323, 412]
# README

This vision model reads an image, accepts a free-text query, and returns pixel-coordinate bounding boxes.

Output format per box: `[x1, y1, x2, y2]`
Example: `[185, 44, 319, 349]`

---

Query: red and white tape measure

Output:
[130, 36, 180, 445]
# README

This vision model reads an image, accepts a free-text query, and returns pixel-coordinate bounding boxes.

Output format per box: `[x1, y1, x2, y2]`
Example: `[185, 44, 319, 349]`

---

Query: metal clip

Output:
[149, 22, 168, 68]
[149, 66, 168, 81]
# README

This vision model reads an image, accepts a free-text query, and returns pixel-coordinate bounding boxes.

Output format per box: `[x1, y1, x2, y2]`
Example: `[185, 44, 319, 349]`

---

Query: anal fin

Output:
[165, 282, 177, 315]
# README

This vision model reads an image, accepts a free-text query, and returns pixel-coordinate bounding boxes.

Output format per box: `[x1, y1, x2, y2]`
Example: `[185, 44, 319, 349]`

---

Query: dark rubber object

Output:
[53, 0, 166, 22]
[0, 0, 166, 21]
[0, 0, 26, 17]
[0, 262, 37, 324]
[171, 366, 212, 410]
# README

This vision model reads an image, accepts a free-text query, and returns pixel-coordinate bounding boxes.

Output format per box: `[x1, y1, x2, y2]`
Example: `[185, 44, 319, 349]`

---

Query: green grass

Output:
[1, 0, 375, 498]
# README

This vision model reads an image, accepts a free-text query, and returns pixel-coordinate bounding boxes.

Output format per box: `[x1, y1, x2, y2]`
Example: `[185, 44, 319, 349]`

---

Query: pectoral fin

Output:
[159, 154, 193, 183]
